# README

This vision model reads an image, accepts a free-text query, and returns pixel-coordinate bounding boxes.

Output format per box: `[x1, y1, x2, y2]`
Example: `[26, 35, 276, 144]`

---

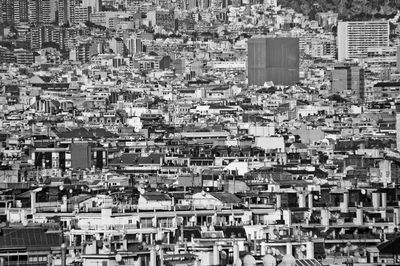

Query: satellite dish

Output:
[115, 254, 122, 262]
[361, 189, 366, 195]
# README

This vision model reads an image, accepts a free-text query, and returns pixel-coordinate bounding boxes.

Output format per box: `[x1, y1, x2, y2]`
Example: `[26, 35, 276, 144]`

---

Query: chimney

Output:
[61, 195, 68, 213]
[381, 210, 387, 221]
[276, 194, 282, 209]
[321, 209, 329, 226]
[253, 232, 257, 255]
[286, 242, 293, 256]
[260, 243, 266, 256]
[355, 207, 363, 226]
[61, 243, 67, 266]
[381, 192, 387, 208]
[213, 245, 220, 265]
[341, 191, 349, 213]
[233, 242, 240, 265]
[306, 242, 314, 259]
[394, 207, 400, 226]
[308, 193, 313, 210]
[284, 209, 292, 227]
[149, 246, 156, 266]
[30, 191, 37, 214]
[372, 192, 380, 209]
[298, 192, 306, 208]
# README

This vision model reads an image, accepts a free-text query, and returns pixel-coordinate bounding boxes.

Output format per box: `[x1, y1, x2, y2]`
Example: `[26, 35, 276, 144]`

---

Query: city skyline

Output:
[0, 0, 399, 266]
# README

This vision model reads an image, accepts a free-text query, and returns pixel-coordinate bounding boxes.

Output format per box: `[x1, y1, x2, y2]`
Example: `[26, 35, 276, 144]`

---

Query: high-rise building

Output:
[109, 37, 126, 55]
[248, 37, 299, 86]
[73, 6, 91, 24]
[13, 0, 29, 24]
[126, 35, 143, 55]
[331, 65, 365, 102]
[337, 21, 389, 61]
[81, 0, 102, 12]
[29, 0, 51, 25]
[70, 42, 91, 63]
[199, 0, 210, 9]
[58, 0, 95, 25]
[28, 26, 69, 51]
[155, 9, 175, 32]
[30, 26, 43, 50]
[2, 0, 14, 25]
[58, 0, 77, 25]
[187, 0, 197, 10]
[49, 0, 57, 22]
[1, 0, 29, 25]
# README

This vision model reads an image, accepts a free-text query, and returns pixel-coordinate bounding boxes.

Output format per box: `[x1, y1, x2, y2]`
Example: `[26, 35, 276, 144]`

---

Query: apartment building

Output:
[337, 21, 389, 61]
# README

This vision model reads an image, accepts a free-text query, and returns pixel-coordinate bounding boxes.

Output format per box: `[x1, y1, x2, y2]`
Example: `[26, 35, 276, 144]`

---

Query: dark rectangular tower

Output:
[248, 37, 299, 86]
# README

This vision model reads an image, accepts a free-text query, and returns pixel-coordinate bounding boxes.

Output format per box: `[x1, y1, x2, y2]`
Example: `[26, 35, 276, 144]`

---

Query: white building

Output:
[337, 21, 389, 61]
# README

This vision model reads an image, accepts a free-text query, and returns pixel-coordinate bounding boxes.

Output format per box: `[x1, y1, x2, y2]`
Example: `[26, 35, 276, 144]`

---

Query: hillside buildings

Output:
[0, 1, 400, 266]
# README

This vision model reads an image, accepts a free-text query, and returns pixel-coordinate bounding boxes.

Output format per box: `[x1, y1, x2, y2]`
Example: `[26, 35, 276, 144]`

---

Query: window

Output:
[28, 257, 37, 262]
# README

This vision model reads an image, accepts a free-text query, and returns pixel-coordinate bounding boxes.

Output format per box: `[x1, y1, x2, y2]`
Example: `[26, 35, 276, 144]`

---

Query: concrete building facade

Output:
[331, 65, 365, 102]
[337, 21, 389, 61]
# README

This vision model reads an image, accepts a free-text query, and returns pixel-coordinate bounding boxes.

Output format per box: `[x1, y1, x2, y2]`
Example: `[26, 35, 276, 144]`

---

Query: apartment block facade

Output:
[337, 21, 389, 61]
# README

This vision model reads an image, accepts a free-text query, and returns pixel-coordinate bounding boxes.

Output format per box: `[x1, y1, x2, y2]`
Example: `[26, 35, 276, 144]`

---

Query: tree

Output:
[42, 42, 60, 50]
[85, 20, 106, 30]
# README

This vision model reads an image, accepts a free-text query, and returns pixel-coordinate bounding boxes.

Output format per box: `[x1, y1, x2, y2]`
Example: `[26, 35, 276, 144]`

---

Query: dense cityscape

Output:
[1, 0, 400, 265]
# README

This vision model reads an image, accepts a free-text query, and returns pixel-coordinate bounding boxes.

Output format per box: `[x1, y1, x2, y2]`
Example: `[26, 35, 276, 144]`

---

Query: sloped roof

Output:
[16, 190, 34, 199]
[209, 192, 241, 204]
[378, 236, 400, 255]
[142, 192, 171, 201]
[0, 227, 62, 250]
[67, 195, 92, 204]
[296, 259, 323, 266]
[28, 76, 45, 84]
[53, 128, 117, 139]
